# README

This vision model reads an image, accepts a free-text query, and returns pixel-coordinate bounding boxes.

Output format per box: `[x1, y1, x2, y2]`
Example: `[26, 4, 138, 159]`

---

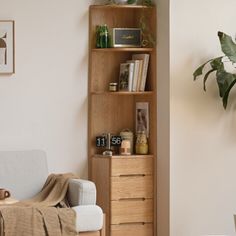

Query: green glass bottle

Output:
[96, 25, 101, 48]
[100, 25, 109, 48]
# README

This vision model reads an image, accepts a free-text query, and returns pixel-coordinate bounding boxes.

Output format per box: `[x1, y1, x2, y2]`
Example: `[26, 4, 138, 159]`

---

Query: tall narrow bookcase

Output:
[88, 4, 157, 236]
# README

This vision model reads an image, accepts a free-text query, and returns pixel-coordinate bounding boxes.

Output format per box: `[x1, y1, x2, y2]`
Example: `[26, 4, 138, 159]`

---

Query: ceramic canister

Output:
[120, 129, 134, 154]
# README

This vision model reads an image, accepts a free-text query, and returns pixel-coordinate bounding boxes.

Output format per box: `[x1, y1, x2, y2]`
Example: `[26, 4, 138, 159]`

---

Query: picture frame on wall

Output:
[135, 102, 149, 137]
[0, 20, 15, 74]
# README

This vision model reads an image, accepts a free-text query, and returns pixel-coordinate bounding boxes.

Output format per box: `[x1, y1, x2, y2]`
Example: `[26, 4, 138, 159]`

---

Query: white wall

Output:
[171, 0, 236, 235]
[0, 0, 93, 177]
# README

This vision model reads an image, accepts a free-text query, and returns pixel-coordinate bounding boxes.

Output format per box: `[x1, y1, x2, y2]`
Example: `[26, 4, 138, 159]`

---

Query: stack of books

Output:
[118, 54, 150, 92]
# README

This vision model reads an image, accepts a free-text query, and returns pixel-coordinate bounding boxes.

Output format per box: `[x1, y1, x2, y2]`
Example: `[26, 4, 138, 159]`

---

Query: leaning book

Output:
[132, 54, 150, 91]
[118, 62, 134, 92]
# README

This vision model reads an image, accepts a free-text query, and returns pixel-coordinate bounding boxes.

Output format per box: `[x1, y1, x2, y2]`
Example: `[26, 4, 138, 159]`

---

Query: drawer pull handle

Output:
[119, 174, 146, 177]
[119, 198, 146, 201]
[119, 222, 146, 226]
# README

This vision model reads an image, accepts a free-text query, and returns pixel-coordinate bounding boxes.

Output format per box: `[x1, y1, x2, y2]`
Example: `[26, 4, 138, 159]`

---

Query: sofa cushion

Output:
[72, 205, 103, 232]
[0, 150, 48, 200]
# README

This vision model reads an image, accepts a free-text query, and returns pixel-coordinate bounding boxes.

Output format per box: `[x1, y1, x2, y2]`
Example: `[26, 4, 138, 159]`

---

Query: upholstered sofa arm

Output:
[67, 179, 96, 207]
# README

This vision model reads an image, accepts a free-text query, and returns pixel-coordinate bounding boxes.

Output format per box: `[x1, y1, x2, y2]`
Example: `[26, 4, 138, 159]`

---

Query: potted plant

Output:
[193, 31, 236, 109]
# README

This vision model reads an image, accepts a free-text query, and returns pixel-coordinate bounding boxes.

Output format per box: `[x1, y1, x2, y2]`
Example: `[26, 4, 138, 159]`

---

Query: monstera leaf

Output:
[218, 31, 236, 63]
[193, 32, 236, 109]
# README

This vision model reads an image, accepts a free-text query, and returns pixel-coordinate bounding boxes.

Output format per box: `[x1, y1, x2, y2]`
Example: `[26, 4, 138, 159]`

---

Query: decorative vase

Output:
[135, 131, 148, 155]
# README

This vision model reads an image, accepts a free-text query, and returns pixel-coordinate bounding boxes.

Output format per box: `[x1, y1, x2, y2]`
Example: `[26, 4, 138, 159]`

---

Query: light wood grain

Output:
[111, 175, 153, 200]
[111, 199, 153, 224]
[92, 157, 111, 236]
[111, 156, 153, 176]
[80, 231, 100, 236]
[111, 223, 153, 236]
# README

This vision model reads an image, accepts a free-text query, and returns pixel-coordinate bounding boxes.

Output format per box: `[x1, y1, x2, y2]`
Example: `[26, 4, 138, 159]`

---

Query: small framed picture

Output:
[136, 102, 149, 137]
[111, 28, 141, 48]
[0, 20, 15, 74]
[118, 62, 134, 91]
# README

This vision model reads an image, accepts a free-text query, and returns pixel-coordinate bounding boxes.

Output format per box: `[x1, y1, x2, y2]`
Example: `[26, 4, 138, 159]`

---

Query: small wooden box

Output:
[111, 28, 141, 47]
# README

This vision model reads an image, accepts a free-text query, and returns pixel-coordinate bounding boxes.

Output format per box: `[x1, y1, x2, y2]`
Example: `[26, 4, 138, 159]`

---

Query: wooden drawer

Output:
[111, 223, 153, 236]
[111, 157, 153, 176]
[111, 175, 153, 200]
[111, 199, 153, 224]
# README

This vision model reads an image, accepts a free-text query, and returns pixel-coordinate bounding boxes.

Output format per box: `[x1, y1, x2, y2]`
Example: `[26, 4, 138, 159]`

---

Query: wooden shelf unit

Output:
[88, 4, 157, 236]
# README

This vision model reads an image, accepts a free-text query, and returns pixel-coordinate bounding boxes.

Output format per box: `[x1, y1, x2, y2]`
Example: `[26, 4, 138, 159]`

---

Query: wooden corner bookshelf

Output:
[88, 4, 157, 236]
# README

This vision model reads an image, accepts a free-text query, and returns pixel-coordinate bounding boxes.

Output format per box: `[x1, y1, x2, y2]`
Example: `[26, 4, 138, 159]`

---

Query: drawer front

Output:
[111, 199, 153, 224]
[111, 157, 153, 176]
[111, 223, 153, 236]
[111, 175, 153, 200]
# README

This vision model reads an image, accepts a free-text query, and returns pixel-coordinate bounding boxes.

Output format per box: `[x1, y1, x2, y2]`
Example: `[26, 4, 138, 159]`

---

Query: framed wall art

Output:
[0, 21, 15, 74]
[135, 102, 149, 137]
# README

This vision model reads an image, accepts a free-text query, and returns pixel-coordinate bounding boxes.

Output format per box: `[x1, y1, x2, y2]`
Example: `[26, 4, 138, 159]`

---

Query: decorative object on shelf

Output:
[120, 139, 131, 155]
[120, 129, 134, 154]
[111, 28, 141, 48]
[96, 24, 110, 48]
[141, 0, 152, 6]
[139, 14, 156, 47]
[193, 31, 236, 109]
[136, 102, 149, 137]
[118, 62, 134, 91]
[109, 82, 118, 92]
[135, 131, 148, 154]
[96, 133, 122, 155]
[106, 0, 152, 6]
[111, 0, 137, 5]
[0, 21, 14, 74]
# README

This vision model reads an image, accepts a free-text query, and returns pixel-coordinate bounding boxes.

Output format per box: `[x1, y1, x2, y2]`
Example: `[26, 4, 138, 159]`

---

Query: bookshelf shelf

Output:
[90, 5, 154, 9]
[92, 48, 154, 52]
[91, 91, 154, 95]
[93, 154, 154, 159]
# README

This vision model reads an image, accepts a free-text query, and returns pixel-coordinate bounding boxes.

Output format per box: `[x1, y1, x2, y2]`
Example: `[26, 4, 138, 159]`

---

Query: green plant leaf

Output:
[215, 70, 236, 109]
[127, 0, 136, 4]
[222, 76, 236, 109]
[203, 69, 216, 91]
[210, 56, 223, 70]
[218, 31, 236, 63]
[142, 0, 152, 6]
[193, 59, 212, 80]
[202, 57, 224, 91]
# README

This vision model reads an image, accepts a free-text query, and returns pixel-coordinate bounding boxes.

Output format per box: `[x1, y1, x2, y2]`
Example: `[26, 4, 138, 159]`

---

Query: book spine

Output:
[128, 63, 134, 92]
[132, 61, 139, 92]
[139, 55, 150, 91]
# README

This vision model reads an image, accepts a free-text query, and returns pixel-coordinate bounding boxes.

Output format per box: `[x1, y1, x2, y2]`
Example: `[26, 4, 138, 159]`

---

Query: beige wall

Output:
[157, 0, 170, 235]
[0, 0, 93, 177]
[171, 0, 236, 235]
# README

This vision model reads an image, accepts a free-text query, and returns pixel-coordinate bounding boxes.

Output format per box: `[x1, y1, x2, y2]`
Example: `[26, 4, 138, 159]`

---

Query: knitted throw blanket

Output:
[0, 173, 78, 236]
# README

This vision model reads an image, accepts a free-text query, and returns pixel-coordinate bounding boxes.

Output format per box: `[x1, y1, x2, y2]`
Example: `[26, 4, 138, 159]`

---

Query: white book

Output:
[127, 60, 140, 92]
[132, 54, 150, 91]
[118, 62, 134, 92]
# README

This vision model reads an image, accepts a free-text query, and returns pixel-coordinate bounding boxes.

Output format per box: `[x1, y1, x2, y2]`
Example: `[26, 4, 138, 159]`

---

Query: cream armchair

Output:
[0, 150, 105, 236]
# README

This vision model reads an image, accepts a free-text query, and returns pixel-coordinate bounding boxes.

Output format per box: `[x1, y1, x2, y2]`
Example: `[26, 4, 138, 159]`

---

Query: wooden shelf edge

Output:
[92, 48, 155, 52]
[90, 4, 155, 9]
[93, 154, 154, 159]
[91, 91, 154, 96]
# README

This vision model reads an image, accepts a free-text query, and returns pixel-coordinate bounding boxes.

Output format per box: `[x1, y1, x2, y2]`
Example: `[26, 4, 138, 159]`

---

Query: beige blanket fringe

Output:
[0, 173, 79, 236]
